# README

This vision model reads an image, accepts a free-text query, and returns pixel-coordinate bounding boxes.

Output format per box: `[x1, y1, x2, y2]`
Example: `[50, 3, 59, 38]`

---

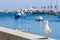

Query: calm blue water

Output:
[0, 13, 60, 40]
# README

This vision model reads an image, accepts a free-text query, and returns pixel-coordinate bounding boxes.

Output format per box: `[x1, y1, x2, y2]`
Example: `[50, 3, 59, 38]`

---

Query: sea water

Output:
[0, 13, 60, 40]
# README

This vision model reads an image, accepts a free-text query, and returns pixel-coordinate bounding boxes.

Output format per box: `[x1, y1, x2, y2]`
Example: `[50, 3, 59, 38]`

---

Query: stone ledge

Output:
[0, 27, 55, 40]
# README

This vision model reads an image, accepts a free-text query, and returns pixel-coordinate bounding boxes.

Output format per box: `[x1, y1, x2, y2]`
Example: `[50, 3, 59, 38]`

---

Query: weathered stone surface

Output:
[0, 31, 29, 40]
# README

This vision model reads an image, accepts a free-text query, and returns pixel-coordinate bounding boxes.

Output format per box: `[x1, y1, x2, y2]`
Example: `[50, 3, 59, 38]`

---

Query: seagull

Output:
[44, 20, 52, 34]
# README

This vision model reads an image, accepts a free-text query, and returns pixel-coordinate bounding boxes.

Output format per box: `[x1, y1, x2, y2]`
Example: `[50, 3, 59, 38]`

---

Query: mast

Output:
[55, 0, 58, 15]
[50, 0, 53, 11]
[55, 0, 58, 11]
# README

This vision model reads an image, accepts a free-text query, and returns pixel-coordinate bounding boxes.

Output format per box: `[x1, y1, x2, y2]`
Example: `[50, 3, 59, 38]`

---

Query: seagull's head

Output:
[44, 20, 48, 24]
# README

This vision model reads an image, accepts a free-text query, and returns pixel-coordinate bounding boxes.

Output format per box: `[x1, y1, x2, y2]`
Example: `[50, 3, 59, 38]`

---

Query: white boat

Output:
[36, 16, 43, 21]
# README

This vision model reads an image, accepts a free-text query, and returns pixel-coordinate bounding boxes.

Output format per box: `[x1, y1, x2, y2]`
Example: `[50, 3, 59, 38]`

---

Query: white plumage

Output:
[44, 20, 52, 34]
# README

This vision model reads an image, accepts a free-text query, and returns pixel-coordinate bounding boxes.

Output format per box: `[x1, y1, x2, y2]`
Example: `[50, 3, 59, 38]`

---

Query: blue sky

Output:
[0, 0, 60, 11]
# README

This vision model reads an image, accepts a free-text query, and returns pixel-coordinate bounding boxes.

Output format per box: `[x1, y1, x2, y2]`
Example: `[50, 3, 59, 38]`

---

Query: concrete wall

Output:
[0, 27, 55, 40]
[0, 31, 29, 40]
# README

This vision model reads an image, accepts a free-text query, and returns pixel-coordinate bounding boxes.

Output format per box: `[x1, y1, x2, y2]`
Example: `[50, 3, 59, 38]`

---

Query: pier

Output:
[0, 27, 55, 40]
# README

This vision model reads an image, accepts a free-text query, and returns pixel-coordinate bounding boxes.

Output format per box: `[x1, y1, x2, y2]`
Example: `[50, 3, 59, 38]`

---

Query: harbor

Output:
[0, 7, 60, 15]
[0, 7, 59, 40]
[0, 0, 60, 40]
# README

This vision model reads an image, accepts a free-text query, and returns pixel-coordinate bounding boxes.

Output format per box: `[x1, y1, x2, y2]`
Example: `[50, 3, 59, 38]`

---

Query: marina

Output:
[0, 6, 60, 40]
[0, 0, 60, 40]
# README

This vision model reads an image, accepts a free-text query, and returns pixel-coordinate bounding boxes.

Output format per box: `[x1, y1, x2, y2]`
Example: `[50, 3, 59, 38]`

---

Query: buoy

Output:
[44, 20, 52, 34]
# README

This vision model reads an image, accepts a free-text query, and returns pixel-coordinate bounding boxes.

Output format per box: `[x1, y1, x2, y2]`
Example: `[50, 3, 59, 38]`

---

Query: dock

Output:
[0, 27, 55, 40]
[20, 7, 57, 14]
[0, 8, 59, 15]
